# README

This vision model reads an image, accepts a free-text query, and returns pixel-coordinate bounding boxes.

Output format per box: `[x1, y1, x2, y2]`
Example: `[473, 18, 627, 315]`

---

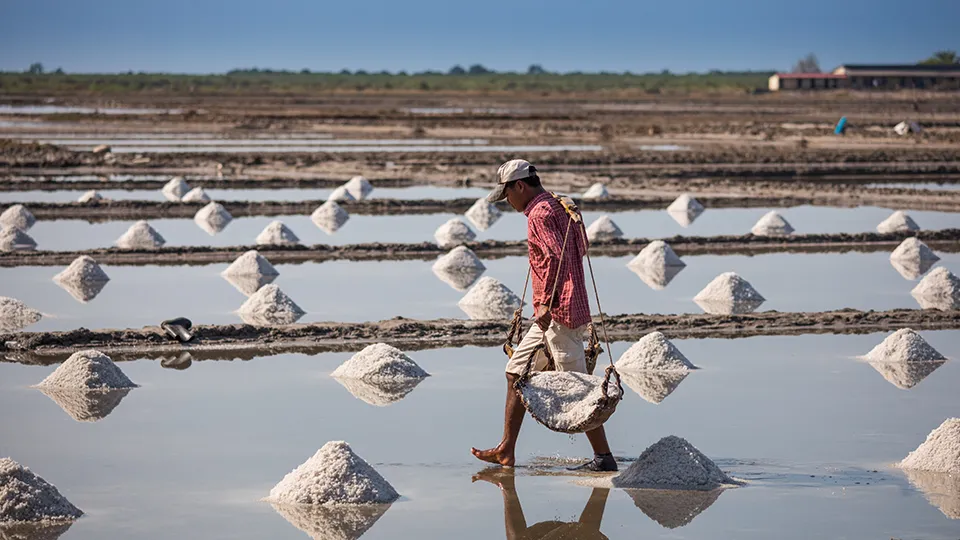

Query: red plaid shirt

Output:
[524, 191, 592, 329]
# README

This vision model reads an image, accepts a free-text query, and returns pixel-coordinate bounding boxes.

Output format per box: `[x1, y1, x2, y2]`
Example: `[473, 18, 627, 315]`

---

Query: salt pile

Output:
[266, 441, 399, 505]
[616, 332, 696, 372]
[194, 202, 233, 235]
[0, 458, 83, 522]
[52, 256, 110, 303]
[311, 201, 350, 234]
[0, 228, 37, 252]
[877, 210, 920, 234]
[693, 272, 765, 314]
[900, 418, 960, 474]
[750, 211, 794, 236]
[434, 218, 476, 248]
[911, 267, 960, 311]
[667, 194, 704, 214]
[331, 344, 429, 381]
[116, 220, 165, 249]
[271, 501, 391, 540]
[618, 371, 690, 405]
[237, 284, 305, 325]
[0, 297, 42, 333]
[464, 198, 502, 231]
[890, 237, 939, 266]
[161, 176, 190, 201]
[221, 250, 280, 296]
[431, 246, 486, 291]
[77, 190, 102, 203]
[327, 186, 356, 203]
[35, 350, 137, 390]
[344, 175, 373, 200]
[863, 328, 946, 363]
[457, 276, 521, 320]
[582, 182, 610, 200]
[256, 221, 301, 246]
[519, 371, 623, 433]
[613, 436, 735, 491]
[38, 388, 133, 423]
[181, 187, 211, 202]
[0, 205, 35, 232]
[627, 241, 685, 290]
[585, 215, 623, 242]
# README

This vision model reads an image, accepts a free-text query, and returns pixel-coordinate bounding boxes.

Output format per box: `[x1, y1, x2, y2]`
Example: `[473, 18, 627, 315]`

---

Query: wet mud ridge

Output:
[3, 309, 959, 365]
[1, 229, 958, 267]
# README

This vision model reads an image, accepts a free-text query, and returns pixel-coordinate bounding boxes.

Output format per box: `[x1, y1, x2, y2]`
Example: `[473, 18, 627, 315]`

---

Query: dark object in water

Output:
[160, 317, 193, 342]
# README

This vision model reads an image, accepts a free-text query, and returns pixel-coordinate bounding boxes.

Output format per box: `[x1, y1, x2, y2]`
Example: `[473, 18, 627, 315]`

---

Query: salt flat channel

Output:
[0, 333, 957, 539]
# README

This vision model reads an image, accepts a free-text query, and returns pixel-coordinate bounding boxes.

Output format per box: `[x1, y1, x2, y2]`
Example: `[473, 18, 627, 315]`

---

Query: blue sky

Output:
[1, 0, 957, 74]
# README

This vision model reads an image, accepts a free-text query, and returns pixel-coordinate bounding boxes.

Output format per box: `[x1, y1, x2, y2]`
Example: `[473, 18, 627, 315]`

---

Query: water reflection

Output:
[160, 352, 194, 370]
[270, 502, 392, 540]
[912, 293, 960, 311]
[36, 388, 133, 422]
[222, 272, 278, 296]
[902, 468, 960, 519]
[473, 468, 610, 540]
[889, 257, 938, 281]
[432, 266, 485, 292]
[53, 277, 109, 303]
[622, 487, 724, 529]
[332, 376, 426, 407]
[693, 297, 765, 315]
[0, 521, 75, 540]
[618, 371, 689, 404]
[627, 263, 684, 291]
[667, 208, 703, 228]
[867, 360, 946, 390]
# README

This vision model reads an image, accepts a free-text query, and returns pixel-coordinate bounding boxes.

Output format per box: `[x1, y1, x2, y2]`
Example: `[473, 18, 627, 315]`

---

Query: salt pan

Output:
[266, 441, 399, 505]
[116, 221, 165, 249]
[311, 201, 350, 234]
[0, 205, 35, 232]
[271, 500, 391, 540]
[344, 176, 374, 200]
[0, 297, 42, 333]
[35, 350, 137, 390]
[0, 228, 37, 252]
[256, 221, 301, 246]
[693, 272, 765, 314]
[328, 186, 356, 203]
[37, 388, 133, 422]
[519, 371, 623, 434]
[613, 436, 735, 491]
[464, 199, 502, 231]
[863, 328, 946, 363]
[750, 211, 794, 236]
[585, 215, 623, 242]
[161, 176, 190, 201]
[331, 343, 429, 382]
[582, 183, 610, 200]
[434, 218, 476, 249]
[616, 332, 696, 372]
[181, 187, 211, 203]
[194, 202, 233, 235]
[237, 284, 304, 325]
[457, 276, 521, 320]
[0, 458, 82, 523]
[52, 256, 110, 303]
[77, 190, 102, 203]
[900, 418, 960, 474]
[877, 210, 920, 234]
[619, 371, 689, 404]
[911, 267, 960, 310]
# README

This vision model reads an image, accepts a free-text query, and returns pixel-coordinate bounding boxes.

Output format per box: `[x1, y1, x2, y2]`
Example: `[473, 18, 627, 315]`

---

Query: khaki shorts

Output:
[505, 321, 587, 375]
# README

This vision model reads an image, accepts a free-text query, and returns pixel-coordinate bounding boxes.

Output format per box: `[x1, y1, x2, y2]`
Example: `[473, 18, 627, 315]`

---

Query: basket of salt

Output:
[516, 367, 623, 434]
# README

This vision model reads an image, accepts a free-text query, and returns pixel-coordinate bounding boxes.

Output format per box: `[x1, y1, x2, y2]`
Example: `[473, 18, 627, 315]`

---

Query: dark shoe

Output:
[567, 454, 617, 472]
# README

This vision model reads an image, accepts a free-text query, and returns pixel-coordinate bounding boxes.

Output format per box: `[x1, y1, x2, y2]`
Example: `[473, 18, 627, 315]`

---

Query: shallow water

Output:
[0, 105, 183, 115]
[4, 251, 957, 331]
[1, 332, 958, 539]
[866, 182, 960, 192]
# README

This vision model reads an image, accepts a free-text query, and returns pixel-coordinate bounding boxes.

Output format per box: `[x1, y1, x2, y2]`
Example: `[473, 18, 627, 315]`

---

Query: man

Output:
[471, 159, 616, 472]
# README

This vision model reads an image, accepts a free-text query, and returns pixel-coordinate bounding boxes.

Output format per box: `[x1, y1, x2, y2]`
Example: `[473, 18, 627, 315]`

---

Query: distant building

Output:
[769, 64, 960, 91]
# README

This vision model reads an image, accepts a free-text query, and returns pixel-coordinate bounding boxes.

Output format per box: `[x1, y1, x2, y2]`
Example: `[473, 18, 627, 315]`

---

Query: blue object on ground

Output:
[835, 117, 847, 135]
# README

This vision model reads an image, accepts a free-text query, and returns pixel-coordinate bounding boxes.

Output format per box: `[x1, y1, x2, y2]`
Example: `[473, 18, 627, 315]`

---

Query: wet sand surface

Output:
[1, 334, 959, 539]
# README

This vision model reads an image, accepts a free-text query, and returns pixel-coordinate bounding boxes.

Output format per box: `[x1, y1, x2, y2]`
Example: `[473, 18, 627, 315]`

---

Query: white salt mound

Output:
[877, 210, 920, 234]
[693, 272, 765, 314]
[628, 241, 685, 270]
[77, 190, 102, 203]
[900, 418, 960, 474]
[0, 228, 37, 251]
[890, 237, 939, 263]
[464, 198, 502, 231]
[311, 201, 350, 234]
[116, 220, 165, 249]
[616, 331, 696, 372]
[613, 436, 735, 491]
[911, 267, 960, 310]
[666, 194, 704, 214]
[194, 202, 233, 235]
[863, 328, 946, 363]
[256, 221, 300, 246]
[586, 215, 623, 242]
[161, 176, 190, 201]
[519, 371, 623, 433]
[222, 250, 279, 277]
[434, 218, 476, 248]
[344, 176, 374, 200]
[181, 187, 211, 203]
[331, 343, 429, 382]
[266, 441, 398, 505]
[457, 276, 521, 320]
[750, 211, 794, 236]
[35, 350, 137, 390]
[0, 297, 43, 333]
[0, 458, 83, 522]
[53, 256, 109, 285]
[432, 246, 486, 273]
[582, 182, 610, 200]
[328, 186, 356, 203]
[237, 284, 305, 325]
[0, 205, 36, 232]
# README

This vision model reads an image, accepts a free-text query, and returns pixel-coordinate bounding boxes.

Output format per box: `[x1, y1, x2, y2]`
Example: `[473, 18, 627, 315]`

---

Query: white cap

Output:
[487, 159, 538, 202]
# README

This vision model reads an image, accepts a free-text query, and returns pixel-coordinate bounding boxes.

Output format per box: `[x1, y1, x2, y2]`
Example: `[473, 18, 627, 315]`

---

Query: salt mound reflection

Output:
[37, 388, 132, 422]
[623, 487, 724, 529]
[270, 502, 392, 540]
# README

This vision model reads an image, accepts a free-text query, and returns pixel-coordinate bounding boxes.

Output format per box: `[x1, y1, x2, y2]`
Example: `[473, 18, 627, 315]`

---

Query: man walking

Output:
[471, 159, 616, 472]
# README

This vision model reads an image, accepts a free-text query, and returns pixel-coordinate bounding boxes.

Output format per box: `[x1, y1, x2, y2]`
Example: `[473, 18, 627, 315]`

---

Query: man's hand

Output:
[535, 305, 552, 331]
